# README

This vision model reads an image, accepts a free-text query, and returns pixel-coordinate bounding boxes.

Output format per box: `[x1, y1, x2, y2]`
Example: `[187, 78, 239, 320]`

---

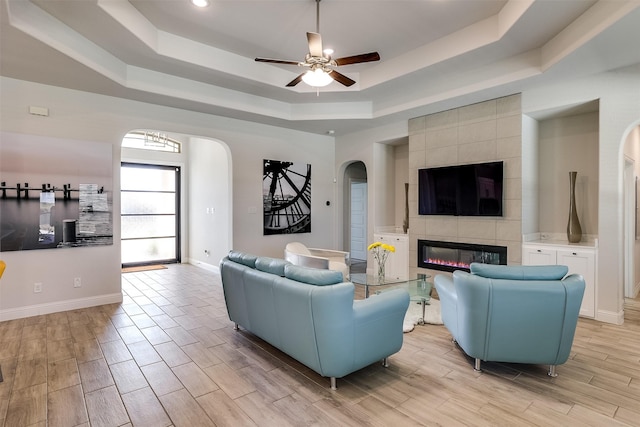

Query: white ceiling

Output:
[1, 0, 639, 137]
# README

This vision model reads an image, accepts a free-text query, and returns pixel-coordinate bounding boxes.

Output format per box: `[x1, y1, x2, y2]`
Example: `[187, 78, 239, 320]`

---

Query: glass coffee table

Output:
[351, 273, 433, 324]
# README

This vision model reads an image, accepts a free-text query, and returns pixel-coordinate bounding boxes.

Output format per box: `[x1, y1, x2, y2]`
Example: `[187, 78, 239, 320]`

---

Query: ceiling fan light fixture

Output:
[302, 68, 333, 87]
[190, 0, 210, 8]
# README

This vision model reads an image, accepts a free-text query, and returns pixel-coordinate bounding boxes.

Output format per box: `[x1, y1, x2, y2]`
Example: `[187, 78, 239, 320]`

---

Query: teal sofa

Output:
[219, 251, 410, 389]
[434, 263, 585, 377]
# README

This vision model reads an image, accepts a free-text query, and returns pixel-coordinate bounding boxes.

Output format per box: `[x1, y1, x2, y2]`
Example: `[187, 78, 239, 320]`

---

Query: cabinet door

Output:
[557, 250, 595, 318]
[374, 234, 409, 280]
[522, 246, 556, 265]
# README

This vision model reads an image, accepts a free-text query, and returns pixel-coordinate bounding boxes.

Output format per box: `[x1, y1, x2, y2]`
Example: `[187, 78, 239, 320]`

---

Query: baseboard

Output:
[596, 308, 624, 325]
[187, 258, 220, 274]
[0, 293, 123, 322]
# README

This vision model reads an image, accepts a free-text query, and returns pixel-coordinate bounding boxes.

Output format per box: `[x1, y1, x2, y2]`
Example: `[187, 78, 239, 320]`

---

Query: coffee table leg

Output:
[419, 299, 426, 325]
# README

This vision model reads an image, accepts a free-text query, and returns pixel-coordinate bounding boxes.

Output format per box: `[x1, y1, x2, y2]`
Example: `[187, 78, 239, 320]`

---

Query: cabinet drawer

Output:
[523, 247, 556, 265]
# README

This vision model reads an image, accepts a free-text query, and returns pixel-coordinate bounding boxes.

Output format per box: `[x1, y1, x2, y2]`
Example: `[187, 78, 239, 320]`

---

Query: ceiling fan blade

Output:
[255, 58, 301, 66]
[329, 70, 356, 87]
[307, 32, 323, 57]
[286, 73, 305, 87]
[334, 52, 381, 66]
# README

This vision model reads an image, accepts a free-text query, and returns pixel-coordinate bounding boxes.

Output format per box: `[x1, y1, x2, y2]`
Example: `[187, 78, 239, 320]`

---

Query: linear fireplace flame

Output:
[425, 258, 472, 270]
[418, 239, 507, 273]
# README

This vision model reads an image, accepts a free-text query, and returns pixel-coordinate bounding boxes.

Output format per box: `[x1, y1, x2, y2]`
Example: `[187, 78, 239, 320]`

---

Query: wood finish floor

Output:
[1, 263, 639, 426]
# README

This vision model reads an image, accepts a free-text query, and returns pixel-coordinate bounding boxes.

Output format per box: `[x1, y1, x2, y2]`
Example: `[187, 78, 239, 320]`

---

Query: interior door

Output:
[121, 162, 180, 266]
[350, 181, 367, 260]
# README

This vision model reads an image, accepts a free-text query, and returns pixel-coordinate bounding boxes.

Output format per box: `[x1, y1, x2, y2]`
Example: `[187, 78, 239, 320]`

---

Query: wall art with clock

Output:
[263, 159, 311, 235]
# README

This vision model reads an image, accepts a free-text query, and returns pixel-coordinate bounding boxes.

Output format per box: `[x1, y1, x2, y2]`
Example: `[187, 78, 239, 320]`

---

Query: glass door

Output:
[121, 163, 180, 266]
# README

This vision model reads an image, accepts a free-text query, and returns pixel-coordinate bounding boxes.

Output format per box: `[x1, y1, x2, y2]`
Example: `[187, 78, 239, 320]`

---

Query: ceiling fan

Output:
[254, 0, 380, 88]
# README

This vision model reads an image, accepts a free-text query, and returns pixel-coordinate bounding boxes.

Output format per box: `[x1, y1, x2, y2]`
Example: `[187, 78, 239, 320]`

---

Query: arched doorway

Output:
[121, 130, 232, 269]
[622, 123, 640, 300]
[343, 161, 368, 263]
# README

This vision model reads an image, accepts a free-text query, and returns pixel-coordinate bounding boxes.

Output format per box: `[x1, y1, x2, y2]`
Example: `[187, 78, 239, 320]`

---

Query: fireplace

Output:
[417, 239, 507, 272]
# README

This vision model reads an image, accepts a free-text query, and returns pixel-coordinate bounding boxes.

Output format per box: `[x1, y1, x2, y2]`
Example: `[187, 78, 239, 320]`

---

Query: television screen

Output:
[418, 161, 503, 216]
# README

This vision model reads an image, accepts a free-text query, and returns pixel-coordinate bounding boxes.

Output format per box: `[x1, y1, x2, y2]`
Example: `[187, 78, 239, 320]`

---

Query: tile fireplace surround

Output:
[417, 239, 507, 272]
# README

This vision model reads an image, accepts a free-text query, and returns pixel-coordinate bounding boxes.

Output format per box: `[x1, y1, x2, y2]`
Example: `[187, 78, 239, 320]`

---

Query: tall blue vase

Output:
[567, 171, 582, 243]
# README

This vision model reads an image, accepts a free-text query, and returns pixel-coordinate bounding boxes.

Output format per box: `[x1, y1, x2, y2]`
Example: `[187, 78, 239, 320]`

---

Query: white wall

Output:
[0, 77, 337, 320]
[521, 115, 539, 235]
[394, 143, 410, 232]
[538, 112, 599, 236]
[187, 136, 231, 270]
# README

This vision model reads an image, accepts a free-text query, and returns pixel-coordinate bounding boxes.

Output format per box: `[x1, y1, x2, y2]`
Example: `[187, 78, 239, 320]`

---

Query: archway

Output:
[121, 130, 233, 269]
[621, 122, 640, 300]
[343, 161, 368, 263]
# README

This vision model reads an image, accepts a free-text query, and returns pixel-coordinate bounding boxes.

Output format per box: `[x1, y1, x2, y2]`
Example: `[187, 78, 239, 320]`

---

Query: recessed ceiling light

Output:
[191, 0, 210, 7]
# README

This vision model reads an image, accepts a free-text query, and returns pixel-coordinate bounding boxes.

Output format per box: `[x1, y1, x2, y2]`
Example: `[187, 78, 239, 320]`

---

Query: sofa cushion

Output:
[284, 264, 344, 286]
[228, 251, 258, 268]
[255, 257, 291, 276]
[470, 263, 568, 281]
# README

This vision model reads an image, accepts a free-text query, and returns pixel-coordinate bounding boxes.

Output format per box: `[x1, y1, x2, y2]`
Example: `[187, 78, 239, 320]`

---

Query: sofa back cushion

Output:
[284, 264, 343, 286]
[228, 251, 258, 268]
[255, 257, 291, 276]
[470, 263, 568, 281]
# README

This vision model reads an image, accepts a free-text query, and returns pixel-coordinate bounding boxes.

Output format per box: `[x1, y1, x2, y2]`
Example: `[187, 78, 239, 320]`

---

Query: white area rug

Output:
[403, 299, 443, 333]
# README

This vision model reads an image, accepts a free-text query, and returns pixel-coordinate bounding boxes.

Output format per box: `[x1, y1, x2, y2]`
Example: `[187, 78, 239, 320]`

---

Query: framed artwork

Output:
[0, 132, 113, 251]
[263, 159, 311, 235]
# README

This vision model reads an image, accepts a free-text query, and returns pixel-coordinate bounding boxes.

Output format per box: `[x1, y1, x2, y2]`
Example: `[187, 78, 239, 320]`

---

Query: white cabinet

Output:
[374, 233, 409, 280]
[522, 242, 597, 318]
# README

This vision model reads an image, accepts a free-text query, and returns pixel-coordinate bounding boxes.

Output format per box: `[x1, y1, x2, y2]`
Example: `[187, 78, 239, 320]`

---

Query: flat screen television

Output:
[418, 161, 503, 216]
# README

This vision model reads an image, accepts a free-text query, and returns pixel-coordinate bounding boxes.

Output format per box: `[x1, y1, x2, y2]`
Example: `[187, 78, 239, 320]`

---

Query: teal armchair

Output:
[434, 263, 585, 376]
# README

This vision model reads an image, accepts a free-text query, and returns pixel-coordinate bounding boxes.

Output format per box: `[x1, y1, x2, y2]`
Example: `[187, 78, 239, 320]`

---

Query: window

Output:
[122, 131, 181, 153]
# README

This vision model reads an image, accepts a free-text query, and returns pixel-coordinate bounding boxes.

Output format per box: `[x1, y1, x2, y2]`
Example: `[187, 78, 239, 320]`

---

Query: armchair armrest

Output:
[307, 248, 350, 264]
[284, 252, 330, 270]
[434, 274, 458, 339]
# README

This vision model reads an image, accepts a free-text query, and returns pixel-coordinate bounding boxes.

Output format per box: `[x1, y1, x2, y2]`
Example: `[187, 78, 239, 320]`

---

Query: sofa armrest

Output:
[310, 285, 408, 378]
[351, 289, 409, 363]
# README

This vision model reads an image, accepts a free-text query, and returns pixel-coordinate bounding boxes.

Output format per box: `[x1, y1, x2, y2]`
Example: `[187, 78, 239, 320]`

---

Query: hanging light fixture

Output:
[301, 66, 333, 87]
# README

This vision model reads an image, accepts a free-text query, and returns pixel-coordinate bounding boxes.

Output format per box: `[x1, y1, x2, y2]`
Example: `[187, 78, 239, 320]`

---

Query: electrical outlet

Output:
[34, 282, 42, 293]
[74, 277, 82, 288]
